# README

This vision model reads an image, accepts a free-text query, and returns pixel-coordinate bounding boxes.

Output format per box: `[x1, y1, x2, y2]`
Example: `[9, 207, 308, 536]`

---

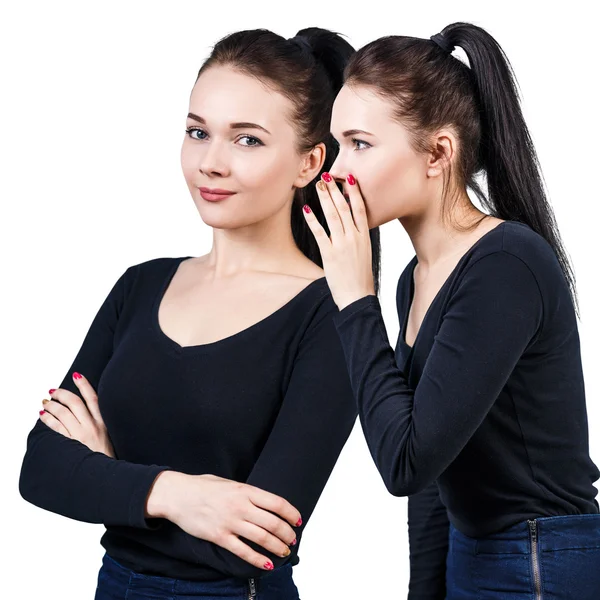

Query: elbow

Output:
[380, 462, 432, 497]
[18, 456, 38, 507]
[383, 475, 422, 497]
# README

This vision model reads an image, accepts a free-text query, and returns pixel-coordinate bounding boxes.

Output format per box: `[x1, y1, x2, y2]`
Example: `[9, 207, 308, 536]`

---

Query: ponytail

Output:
[345, 23, 575, 309]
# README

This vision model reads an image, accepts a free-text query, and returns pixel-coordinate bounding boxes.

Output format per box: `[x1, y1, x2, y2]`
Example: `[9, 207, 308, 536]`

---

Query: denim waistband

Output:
[451, 513, 600, 556]
[100, 552, 292, 595]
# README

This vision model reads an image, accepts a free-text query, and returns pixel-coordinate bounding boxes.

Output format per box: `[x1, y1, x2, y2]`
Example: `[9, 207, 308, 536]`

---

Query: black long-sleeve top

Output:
[333, 221, 600, 599]
[19, 256, 358, 581]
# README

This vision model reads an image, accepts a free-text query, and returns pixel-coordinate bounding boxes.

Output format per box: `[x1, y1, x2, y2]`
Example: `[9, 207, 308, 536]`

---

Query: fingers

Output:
[245, 505, 297, 546]
[71, 372, 103, 423]
[345, 174, 369, 233]
[49, 387, 90, 425]
[39, 407, 72, 437]
[248, 487, 302, 529]
[220, 535, 276, 571]
[315, 175, 345, 238]
[318, 172, 355, 232]
[301, 202, 331, 255]
[43, 396, 81, 434]
[236, 521, 292, 558]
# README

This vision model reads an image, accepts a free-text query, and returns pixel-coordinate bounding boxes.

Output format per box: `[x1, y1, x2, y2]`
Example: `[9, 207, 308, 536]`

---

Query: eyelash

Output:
[351, 137, 371, 151]
[184, 127, 264, 147]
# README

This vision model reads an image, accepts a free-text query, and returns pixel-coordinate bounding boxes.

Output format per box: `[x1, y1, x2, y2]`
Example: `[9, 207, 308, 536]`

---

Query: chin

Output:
[196, 207, 260, 231]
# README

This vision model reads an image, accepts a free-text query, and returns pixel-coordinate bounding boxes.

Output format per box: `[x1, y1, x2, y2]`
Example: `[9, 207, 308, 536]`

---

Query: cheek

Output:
[180, 141, 199, 186]
[235, 150, 300, 206]
[356, 152, 426, 226]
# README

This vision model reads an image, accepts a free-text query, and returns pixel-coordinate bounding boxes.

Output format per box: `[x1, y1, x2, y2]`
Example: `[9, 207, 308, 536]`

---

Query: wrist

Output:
[337, 291, 375, 311]
[145, 470, 179, 520]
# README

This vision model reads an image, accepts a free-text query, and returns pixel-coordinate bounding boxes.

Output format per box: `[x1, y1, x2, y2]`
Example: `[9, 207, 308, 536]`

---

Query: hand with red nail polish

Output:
[147, 472, 302, 571]
[304, 171, 375, 310]
[38, 373, 115, 458]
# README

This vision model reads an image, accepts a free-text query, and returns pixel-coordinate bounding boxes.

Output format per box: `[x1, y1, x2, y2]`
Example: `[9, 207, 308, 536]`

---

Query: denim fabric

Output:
[446, 514, 600, 599]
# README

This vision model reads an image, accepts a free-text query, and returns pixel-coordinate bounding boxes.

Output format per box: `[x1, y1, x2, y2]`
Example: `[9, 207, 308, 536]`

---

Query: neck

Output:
[400, 190, 489, 269]
[204, 202, 306, 279]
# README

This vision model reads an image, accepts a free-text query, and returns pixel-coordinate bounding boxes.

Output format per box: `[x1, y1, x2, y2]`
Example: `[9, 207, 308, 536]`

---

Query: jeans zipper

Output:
[528, 519, 542, 600]
[247, 577, 256, 600]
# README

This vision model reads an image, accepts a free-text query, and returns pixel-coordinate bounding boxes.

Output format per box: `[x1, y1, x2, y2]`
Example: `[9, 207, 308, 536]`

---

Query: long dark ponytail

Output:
[197, 27, 382, 294]
[345, 22, 574, 309]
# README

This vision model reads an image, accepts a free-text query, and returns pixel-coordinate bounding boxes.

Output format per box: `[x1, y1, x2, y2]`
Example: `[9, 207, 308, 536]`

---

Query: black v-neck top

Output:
[333, 221, 599, 598]
[19, 257, 358, 581]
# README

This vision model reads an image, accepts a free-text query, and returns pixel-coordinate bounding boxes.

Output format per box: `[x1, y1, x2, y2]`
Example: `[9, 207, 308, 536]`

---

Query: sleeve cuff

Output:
[101, 462, 171, 529]
[333, 294, 381, 329]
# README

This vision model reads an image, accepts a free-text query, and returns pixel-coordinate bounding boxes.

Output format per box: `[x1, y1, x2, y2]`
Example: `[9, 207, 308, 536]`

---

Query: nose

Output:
[328, 152, 349, 186]
[199, 141, 230, 178]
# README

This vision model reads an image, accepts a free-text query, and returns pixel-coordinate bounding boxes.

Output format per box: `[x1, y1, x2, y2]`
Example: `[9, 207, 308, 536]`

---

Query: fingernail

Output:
[296, 518, 303, 527]
[73, 372, 82, 380]
[42, 399, 50, 405]
[49, 389, 56, 395]
[264, 560, 274, 570]
[316, 180, 326, 191]
[322, 172, 332, 183]
[39, 410, 45, 416]
[303, 204, 311, 214]
[282, 547, 291, 557]
[290, 538, 297, 546]
[347, 173, 356, 185]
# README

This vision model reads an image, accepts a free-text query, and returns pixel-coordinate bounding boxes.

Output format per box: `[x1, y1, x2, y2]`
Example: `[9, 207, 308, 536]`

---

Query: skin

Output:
[39, 65, 328, 571]
[303, 83, 504, 343]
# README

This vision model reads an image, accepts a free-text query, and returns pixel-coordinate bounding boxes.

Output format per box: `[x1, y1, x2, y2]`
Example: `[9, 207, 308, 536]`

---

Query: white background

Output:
[2, 1, 598, 598]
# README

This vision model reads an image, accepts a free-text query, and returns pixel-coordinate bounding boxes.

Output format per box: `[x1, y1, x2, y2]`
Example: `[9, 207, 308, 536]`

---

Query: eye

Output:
[237, 135, 264, 147]
[185, 127, 207, 140]
[352, 137, 371, 151]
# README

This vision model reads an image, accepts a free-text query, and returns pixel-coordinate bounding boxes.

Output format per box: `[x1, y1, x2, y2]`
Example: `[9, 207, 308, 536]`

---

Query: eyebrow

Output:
[187, 113, 271, 135]
[341, 129, 374, 137]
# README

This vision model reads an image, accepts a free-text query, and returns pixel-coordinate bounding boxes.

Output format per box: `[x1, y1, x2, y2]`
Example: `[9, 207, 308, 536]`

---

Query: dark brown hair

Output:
[196, 27, 382, 293]
[344, 22, 576, 309]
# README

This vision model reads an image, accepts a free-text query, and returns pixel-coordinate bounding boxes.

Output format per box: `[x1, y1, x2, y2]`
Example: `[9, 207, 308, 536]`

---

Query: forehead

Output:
[331, 84, 395, 133]
[190, 66, 294, 130]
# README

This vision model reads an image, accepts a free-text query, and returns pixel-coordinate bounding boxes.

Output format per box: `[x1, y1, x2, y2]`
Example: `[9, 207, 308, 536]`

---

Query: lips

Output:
[198, 187, 236, 202]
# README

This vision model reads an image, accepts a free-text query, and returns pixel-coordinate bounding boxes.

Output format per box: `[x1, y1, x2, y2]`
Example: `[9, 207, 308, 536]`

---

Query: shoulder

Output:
[462, 221, 565, 289]
[107, 256, 191, 302]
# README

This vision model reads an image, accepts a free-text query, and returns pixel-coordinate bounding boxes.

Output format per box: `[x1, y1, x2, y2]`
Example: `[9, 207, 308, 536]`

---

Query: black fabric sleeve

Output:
[407, 482, 449, 599]
[181, 297, 359, 577]
[18, 267, 171, 528]
[332, 251, 543, 497]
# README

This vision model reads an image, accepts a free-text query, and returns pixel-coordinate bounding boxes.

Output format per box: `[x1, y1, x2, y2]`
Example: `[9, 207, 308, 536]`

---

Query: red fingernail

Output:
[49, 389, 56, 395]
[39, 410, 45, 416]
[290, 538, 297, 546]
[296, 518, 303, 527]
[73, 372, 82, 380]
[303, 205, 311, 214]
[264, 560, 274, 570]
[347, 173, 356, 185]
[322, 172, 332, 182]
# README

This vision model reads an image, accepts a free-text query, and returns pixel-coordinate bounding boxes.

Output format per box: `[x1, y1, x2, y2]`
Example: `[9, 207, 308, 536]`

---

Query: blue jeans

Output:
[94, 553, 301, 600]
[446, 514, 600, 599]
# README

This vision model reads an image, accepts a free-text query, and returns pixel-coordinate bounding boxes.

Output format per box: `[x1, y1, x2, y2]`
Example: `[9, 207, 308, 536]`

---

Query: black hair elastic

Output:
[289, 35, 313, 56]
[430, 33, 455, 55]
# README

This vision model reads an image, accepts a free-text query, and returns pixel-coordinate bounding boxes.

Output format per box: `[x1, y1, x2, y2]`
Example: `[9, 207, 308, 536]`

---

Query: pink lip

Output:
[198, 187, 236, 202]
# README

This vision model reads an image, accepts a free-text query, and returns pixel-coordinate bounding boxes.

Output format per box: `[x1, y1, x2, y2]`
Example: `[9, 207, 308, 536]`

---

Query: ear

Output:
[426, 129, 457, 178]
[293, 143, 326, 188]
